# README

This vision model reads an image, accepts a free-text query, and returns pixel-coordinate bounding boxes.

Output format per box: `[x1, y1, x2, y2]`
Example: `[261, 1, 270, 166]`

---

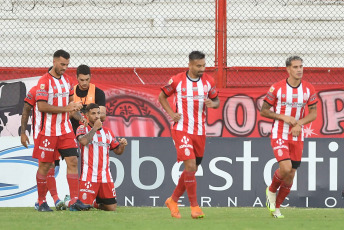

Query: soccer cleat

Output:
[190, 206, 205, 219]
[272, 208, 285, 219]
[34, 202, 39, 210]
[266, 186, 276, 212]
[38, 202, 53, 212]
[165, 197, 181, 218]
[55, 199, 66, 211]
[69, 199, 92, 211]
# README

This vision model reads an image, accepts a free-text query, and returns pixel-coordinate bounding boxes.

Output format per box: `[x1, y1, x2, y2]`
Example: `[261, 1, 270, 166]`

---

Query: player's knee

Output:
[104, 204, 117, 211]
[66, 156, 78, 168]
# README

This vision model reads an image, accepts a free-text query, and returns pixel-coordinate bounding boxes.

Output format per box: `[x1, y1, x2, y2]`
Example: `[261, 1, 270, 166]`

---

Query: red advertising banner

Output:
[1, 67, 343, 138]
[96, 82, 344, 138]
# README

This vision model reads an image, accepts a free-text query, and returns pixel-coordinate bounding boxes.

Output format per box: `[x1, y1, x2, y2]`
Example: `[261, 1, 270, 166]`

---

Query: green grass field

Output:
[0, 207, 343, 230]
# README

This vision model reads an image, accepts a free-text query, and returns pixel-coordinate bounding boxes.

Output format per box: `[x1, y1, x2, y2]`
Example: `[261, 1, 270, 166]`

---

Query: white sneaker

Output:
[266, 186, 276, 212]
[272, 208, 284, 218]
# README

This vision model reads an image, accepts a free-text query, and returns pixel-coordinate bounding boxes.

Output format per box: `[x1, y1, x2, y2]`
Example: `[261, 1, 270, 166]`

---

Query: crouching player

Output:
[76, 103, 127, 211]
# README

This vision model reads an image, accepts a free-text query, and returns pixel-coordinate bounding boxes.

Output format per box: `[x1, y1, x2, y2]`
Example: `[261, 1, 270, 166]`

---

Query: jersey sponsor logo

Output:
[85, 181, 92, 189]
[179, 136, 193, 149]
[180, 95, 206, 100]
[273, 139, 288, 150]
[43, 139, 50, 147]
[269, 86, 275, 92]
[281, 101, 306, 108]
[91, 140, 110, 147]
[38, 146, 54, 152]
[53, 92, 69, 98]
[40, 84, 45, 89]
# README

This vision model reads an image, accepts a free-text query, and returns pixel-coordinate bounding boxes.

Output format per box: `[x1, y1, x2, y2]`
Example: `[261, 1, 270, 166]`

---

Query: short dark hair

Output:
[77, 64, 91, 76]
[53, 50, 70, 60]
[286, 56, 303, 67]
[85, 103, 99, 113]
[189, 51, 205, 61]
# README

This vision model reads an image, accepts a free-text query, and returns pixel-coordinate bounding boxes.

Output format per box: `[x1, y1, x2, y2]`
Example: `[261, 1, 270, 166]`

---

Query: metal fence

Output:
[1, 0, 343, 86]
[0, 0, 215, 68]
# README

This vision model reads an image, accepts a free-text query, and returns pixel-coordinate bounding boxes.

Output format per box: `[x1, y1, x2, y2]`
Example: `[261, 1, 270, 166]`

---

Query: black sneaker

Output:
[69, 199, 92, 211]
[38, 202, 53, 212]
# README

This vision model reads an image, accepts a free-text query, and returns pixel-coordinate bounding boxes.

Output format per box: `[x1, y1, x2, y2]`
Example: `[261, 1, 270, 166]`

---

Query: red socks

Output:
[184, 171, 198, 207]
[46, 168, 59, 203]
[171, 171, 186, 202]
[276, 182, 292, 208]
[269, 169, 283, 193]
[67, 173, 79, 204]
[36, 171, 47, 205]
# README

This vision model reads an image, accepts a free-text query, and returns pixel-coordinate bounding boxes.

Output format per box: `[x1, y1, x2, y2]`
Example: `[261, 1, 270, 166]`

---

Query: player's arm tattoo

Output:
[71, 111, 83, 121]
[78, 128, 97, 145]
[260, 101, 277, 119]
[308, 103, 317, 111]
[21, 103, 32, 134]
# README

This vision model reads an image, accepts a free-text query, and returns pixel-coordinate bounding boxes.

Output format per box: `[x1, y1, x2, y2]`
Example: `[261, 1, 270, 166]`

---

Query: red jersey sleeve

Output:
[109, 129, 120, 150]
[76, 125, 87, 139]
[24, 86, 37, 106]
[161, 76, 177, 97]
[263, 84, 277, 106]
[307, 84, 318, 106]
[36, 77, 50, 102]
[208, 77, 218, 99]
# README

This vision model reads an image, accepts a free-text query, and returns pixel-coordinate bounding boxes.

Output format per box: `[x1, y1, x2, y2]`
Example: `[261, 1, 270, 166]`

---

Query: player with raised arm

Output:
[72, 103, 127, 211]
[260, 56, 318, 218]
[159, 51, 220, 219]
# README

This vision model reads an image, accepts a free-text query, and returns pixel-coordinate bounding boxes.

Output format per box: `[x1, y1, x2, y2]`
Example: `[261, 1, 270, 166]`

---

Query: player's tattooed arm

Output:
[78, 120, 102, 146]
[78, 128, 97, 146]
[260, 101, 297, 126]
[297, 103, 317, 126]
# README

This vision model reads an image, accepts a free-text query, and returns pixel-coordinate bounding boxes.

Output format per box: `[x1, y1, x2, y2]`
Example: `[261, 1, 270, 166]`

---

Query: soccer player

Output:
[159, 51, 220, 219]
[260, 56, 318, 218]
[21, 85, 65, 210]
[71, 64, 106, 134]
[75, 103, 127, 211]
[34, 49, 92, 211]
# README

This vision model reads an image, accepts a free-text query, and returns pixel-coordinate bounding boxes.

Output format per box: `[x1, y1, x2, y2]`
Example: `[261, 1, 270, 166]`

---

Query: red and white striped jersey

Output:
[76, 125, 119, 183]
[36, 73, 74, 136]
[24, 86, 42, 140]
[263, 79, 318, 141]
[161, 71, 218, 135]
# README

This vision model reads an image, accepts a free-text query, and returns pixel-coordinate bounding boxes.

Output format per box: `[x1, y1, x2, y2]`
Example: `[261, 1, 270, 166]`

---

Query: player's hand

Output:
[118, 138, 128, 146]
[283, 116, 298, 126]
[93, 119, 103, 130]
[289, 124, 302, 137]
[170, 112, 181, 122]
[205, 98, 215, 108]
[67, 101, 83, 112]
[21, 133, 30, 148]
